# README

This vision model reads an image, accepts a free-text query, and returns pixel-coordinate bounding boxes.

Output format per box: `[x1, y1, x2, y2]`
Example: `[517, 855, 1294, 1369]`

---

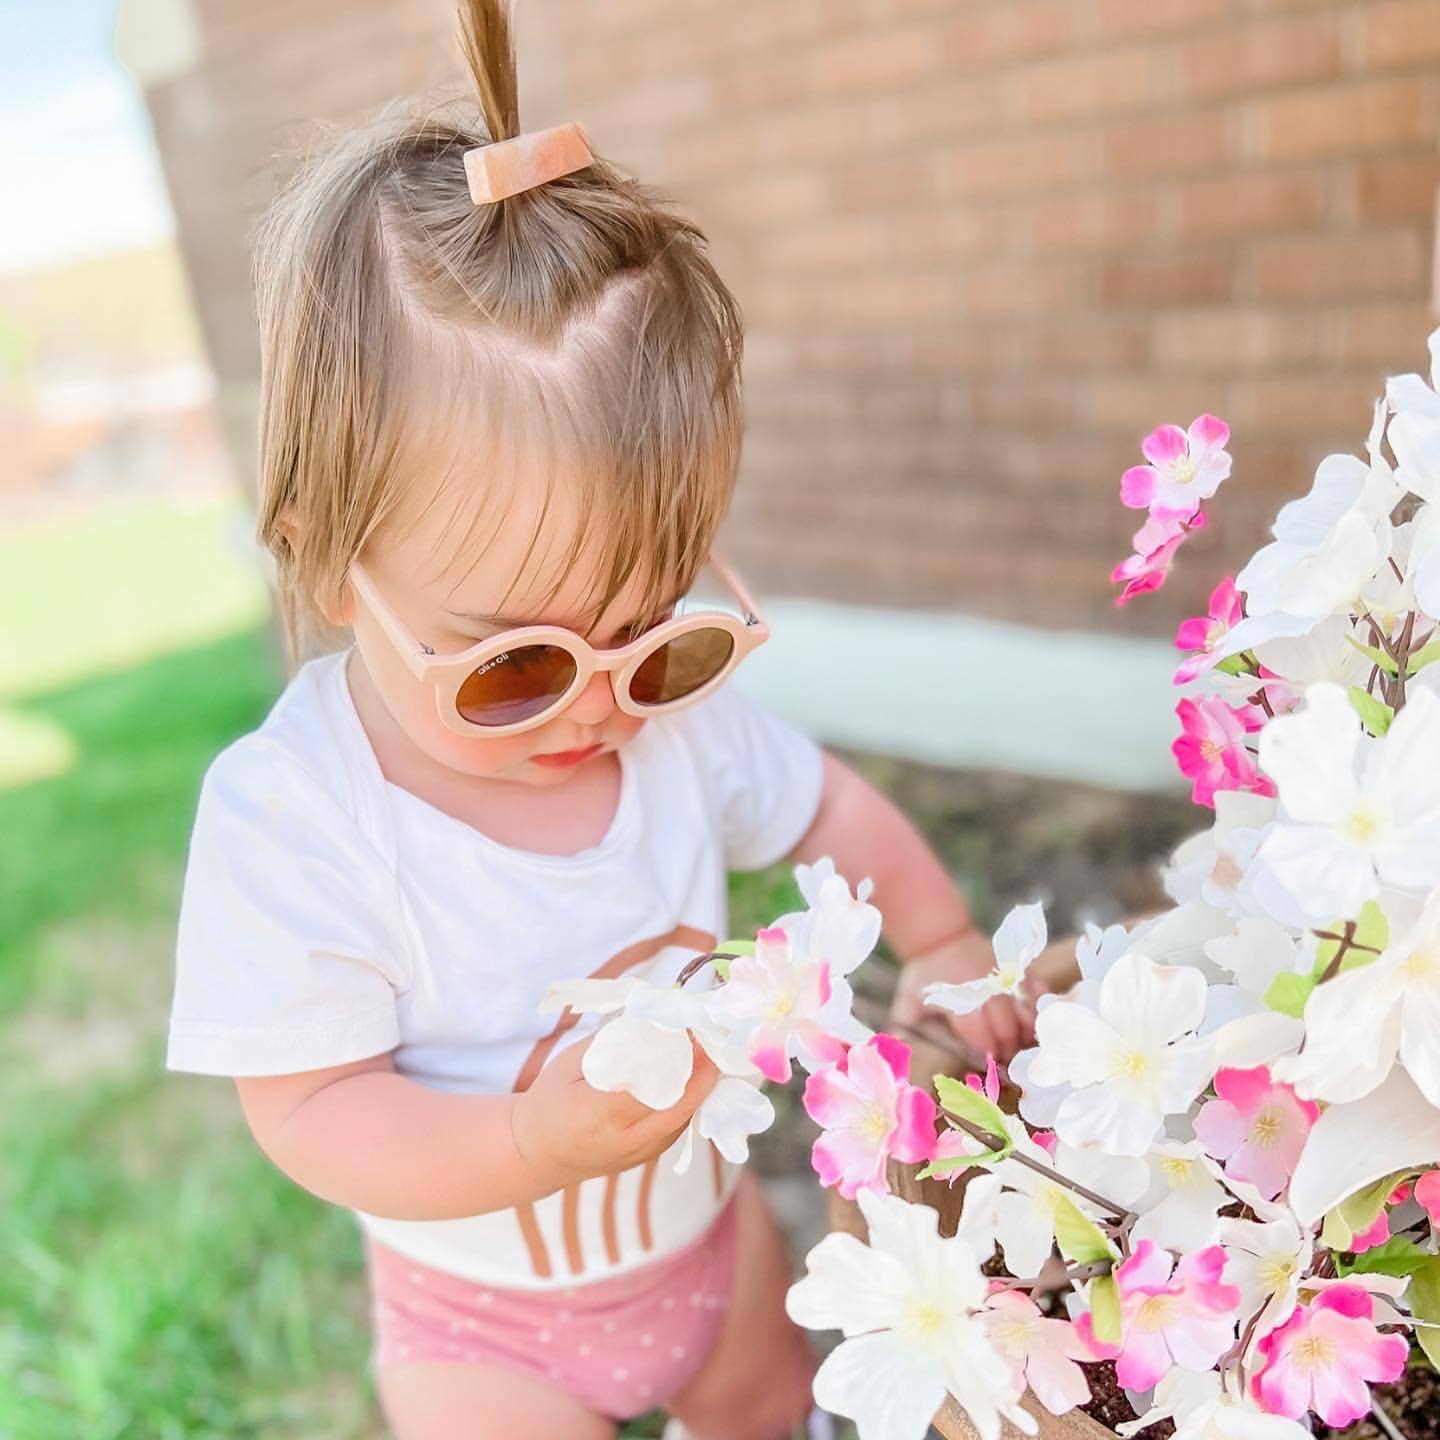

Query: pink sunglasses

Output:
[345, 553, 770, 738]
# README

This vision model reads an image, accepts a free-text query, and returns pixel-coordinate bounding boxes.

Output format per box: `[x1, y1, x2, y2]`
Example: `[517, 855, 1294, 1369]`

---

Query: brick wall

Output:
[133, 0, 1440, 632]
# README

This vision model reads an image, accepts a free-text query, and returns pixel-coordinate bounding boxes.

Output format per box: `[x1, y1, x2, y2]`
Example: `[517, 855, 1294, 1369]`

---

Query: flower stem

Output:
[675, 951, 740, 987]
[940, 1114, 1134, 1223]
[997, 1261, 1109, 1291]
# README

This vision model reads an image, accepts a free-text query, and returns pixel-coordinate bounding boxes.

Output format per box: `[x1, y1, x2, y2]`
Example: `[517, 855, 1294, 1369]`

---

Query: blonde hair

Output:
[253, 0, 745, 672]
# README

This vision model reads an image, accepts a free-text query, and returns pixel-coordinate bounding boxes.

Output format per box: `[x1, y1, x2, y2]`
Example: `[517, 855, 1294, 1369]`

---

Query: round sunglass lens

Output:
[629, 628, 735, 707]
[456, 645, 578, 727]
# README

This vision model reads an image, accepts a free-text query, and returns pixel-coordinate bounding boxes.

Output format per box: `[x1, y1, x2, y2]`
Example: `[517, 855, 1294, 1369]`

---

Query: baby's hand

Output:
[510, 1032, 719, 1189]
[890, 933, 1041, 1065]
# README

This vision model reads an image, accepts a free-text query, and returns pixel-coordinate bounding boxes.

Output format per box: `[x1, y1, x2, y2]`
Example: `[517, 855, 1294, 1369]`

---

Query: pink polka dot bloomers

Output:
[364, 1192, 739, 1421]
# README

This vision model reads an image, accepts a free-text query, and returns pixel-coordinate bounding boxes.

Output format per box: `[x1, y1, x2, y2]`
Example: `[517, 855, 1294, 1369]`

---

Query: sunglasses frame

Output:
[345, 551, 770, 738]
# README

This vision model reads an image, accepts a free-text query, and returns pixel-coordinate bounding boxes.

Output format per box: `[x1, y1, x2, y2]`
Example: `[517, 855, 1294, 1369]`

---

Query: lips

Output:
[531, 743, 603, 769]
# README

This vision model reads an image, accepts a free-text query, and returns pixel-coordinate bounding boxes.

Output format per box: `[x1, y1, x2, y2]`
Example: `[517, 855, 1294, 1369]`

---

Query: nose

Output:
[565, 668, 618, 726]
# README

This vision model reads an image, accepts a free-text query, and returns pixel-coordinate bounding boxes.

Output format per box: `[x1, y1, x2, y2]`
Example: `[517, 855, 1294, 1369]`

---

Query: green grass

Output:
[0, 496, 805, 1438]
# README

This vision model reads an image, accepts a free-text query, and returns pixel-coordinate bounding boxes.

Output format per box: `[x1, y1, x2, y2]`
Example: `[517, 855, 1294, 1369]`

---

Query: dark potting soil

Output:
[1076, 1357, 1438, 1440]
[1079, 1361, 1175, 1440]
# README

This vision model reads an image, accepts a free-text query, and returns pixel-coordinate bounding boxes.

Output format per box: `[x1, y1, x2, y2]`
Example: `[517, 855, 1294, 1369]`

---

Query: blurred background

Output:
[2, 0, 1436, 1434]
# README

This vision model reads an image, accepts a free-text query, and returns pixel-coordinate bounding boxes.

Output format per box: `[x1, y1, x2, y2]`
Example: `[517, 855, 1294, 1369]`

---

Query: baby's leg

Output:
[375, 1361, 617, 1440]
[665, 1169, 820, 1440]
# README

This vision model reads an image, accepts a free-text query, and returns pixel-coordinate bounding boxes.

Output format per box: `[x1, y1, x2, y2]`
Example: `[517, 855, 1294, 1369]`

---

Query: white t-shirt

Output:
[166, 646, 824, 1290]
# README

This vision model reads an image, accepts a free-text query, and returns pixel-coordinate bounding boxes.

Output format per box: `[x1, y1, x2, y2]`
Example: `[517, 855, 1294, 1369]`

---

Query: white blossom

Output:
[1027, 952, 1215, 1155]
[773, 857, 882, 976]
[1275, 884, 1440, 1107]
[1252, 682, 1440, 923]
[786, 1188, 1033, 1440]
[924, 902, 1046, 1017]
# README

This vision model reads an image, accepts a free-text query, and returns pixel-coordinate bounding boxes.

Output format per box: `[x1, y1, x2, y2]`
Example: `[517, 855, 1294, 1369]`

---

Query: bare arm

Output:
[234, 1035, 718, 1222]
[787, 750, 1034, 1058]
[788, 750, 979, 960]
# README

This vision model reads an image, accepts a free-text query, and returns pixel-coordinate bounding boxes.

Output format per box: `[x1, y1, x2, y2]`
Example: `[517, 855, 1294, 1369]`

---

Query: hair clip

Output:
[463, 121, 593, 205]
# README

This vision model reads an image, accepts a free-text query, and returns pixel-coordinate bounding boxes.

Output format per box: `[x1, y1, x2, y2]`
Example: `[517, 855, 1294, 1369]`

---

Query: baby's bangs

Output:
[380, 315, 731, 632]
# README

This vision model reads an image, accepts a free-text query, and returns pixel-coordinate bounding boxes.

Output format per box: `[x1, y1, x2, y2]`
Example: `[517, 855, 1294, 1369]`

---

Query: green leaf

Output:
[713, 957, 731, 981]
[1347, 686, 1394, 736]
[915, 1150, 1005, 1180]
[1051, 1193, 1116, 1264]
[1321, 1170, 1413, 1250]
[1409, 1258, 1440, 1371]
[719, 939, 756, 957]
[1345, 633, 1401, 676]
[1215, 654, 1251, 677]
[1342, 1234, 1430, 1278]
[1088, 1273, 1122, 1346]
[1311, 902, 1389, 981]
[933, 1075, 1014, 1161]
[1265, 971, 1315, 1018]
[1407, 636, 1440, 676]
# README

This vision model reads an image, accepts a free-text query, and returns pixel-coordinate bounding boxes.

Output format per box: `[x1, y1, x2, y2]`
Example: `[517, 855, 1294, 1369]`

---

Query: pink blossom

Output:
[1172, 696, 1275, 808]
[967, 1055, 1001, 1102]
[1414, 1171, 1440, 1225]
[803, 1034, 937, 1200]
[1250, 1284, 1408, 1427]
[983, 1290, 1096, 1416]
[1193, 1066, 1319, 1202]
[1076, 1240, 1240, 1390]
[1112, 511, 1207, 608]
[1121, 415, 1232, 520]
[1174, 577, 1245, 685]
[715, 926, 851, 1083]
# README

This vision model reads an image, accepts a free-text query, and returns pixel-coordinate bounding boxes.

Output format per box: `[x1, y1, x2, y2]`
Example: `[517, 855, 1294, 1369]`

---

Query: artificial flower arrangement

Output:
[544, 327, 1440, 1440]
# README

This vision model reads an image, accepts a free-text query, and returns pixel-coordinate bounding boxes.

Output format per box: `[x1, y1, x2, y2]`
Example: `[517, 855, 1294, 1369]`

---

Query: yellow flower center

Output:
[1172, 455, 1197, 486]
[900, 1297, 950, 1344]
[860, 1104, 893, 1144]
[1342, 799, 1387, 846]
[990, 1317, 1033, 1353]
[1401, 947, 1440, 987]
[1110, 1048, 1152, 1082]
[765, 990, 797, 1021]
[1294, 1333, 1339, 1373]
[1258, 1255, 1296, 1293]
[1160, 1156, 1197, 1186]
[1134, 1294, 1178, 1332]
[1249, 1106, 1284, 1150]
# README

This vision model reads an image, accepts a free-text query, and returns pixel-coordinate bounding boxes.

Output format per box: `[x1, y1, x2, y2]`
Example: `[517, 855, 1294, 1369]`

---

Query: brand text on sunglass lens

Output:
[473, 652, 512, 676]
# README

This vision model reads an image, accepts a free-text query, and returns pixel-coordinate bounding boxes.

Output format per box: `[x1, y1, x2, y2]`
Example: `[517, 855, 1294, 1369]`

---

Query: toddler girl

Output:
[166, 4, 1032, 1436]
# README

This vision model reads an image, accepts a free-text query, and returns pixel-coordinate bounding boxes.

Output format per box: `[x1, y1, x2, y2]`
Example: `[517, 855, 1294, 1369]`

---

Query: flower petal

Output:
[582, 1015, 693, 1108]
[811, 1332, 948, 1440]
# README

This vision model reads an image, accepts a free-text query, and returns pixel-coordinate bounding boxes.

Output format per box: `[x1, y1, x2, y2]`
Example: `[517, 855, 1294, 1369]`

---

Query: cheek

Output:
[354, 624, 535, 777]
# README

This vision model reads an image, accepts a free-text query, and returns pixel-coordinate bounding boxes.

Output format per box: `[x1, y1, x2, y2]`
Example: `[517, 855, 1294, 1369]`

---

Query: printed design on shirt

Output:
[511, 922, 717, 1280]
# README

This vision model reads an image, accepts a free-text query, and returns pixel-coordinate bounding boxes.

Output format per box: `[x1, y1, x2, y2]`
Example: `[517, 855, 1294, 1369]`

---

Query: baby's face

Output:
[345, 479, 676, 787]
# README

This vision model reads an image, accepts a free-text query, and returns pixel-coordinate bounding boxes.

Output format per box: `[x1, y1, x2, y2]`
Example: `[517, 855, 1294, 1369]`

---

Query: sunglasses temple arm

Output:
[710, 551, 767, 629]
[345, 562, 435, 680]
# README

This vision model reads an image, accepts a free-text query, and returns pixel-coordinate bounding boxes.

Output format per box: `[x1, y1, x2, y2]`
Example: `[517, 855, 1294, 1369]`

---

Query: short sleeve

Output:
[166, 739, 409, 1077]
[678, 682, 825, 871]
